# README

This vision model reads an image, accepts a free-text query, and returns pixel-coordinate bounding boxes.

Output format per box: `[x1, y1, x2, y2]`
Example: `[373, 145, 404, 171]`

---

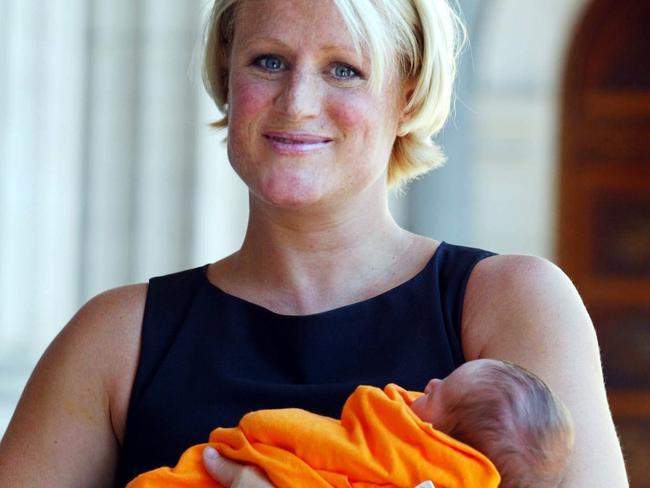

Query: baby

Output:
[410, 359, 575, 488]
[128, 359, 574, 488]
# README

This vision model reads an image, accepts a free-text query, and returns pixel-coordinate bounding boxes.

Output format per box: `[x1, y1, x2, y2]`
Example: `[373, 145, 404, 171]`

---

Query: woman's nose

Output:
[276, 70, 322, 121]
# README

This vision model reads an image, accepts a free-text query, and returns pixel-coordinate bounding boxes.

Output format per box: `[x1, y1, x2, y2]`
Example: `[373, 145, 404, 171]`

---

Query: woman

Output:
[0, 0, 628, 487]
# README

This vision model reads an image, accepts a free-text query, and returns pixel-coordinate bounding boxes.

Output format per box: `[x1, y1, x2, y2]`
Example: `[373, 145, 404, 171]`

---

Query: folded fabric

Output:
[126, 384, 500, 488]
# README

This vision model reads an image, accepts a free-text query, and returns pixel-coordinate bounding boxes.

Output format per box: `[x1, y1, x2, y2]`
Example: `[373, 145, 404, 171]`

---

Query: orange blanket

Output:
[126, 384, 500, 488]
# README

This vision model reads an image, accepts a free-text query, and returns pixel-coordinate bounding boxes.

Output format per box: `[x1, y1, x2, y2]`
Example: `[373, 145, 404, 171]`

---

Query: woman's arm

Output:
[0, 284, 146, 487]
[461, 255, 628, 487]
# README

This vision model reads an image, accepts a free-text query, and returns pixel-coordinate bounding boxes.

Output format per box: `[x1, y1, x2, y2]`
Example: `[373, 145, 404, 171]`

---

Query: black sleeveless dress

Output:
[115, 242, 495, 486]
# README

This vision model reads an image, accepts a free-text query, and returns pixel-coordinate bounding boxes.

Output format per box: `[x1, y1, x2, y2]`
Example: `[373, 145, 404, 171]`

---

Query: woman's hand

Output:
[203, 447, 276, 487]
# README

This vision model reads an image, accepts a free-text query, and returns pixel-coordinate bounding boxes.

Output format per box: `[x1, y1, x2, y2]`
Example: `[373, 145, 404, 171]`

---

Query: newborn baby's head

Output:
[410, 359, 574, 488]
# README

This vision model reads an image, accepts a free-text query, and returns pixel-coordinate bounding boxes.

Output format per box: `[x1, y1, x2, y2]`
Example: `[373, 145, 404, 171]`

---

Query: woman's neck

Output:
[210, 192, 436, 315]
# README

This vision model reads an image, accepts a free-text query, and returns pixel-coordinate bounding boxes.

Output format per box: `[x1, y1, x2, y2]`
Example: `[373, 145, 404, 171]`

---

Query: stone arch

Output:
[467, 0, 589, 257]
[558, 0, 650, 483]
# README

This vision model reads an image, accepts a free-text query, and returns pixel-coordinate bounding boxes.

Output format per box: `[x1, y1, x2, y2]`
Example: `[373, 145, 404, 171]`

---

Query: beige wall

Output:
[468, 0, 589, 257]
[0, 0, 247, 434]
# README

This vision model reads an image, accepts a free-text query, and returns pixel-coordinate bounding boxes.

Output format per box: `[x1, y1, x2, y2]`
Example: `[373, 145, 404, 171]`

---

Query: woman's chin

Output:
[253, 176, 327, 209]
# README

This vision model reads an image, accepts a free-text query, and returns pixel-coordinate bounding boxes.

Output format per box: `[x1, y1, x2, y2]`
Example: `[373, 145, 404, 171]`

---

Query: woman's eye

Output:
[253, 55, 285, 72]
[331, 64, 358, 80]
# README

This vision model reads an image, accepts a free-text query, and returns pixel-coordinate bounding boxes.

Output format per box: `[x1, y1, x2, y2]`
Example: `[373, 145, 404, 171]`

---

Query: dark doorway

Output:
[559, 1, 650, 485]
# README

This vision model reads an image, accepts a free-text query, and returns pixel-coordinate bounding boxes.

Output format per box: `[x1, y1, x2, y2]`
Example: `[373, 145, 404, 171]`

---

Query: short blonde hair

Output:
[202, 0, 466, 190]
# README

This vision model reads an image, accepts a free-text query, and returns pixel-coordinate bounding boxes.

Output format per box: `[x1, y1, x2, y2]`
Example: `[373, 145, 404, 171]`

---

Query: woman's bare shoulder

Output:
[72, 282, 149, 344]
[460, 254, 628, 486]
[72, 283, 149, 441]
[66, 283, 148, 378]
[467, 252, 565, 290]
[461, 253, 586, 358]
[0, 283, 148, 487]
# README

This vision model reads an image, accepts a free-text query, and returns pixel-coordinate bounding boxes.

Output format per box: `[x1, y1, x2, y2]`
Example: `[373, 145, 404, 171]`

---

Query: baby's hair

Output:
[438, 360, 574, 488]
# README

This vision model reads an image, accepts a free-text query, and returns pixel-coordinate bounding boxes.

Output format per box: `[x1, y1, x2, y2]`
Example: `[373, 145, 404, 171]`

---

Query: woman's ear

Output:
[398, 77, 417, 132]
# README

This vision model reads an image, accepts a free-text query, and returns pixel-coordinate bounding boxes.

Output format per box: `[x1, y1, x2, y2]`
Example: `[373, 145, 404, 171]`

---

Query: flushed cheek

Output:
[331, 88, 398, 135]
[328, 95, 397, 172]
[328, 95, 368, 130]
[228, 77, 275, 129]
[227, 78, 274, 175]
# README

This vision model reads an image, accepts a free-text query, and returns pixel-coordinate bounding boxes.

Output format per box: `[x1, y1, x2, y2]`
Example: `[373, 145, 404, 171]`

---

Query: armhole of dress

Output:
[438, 244, 497, 366]
[456, 251, 496, 329]
[121, 266, 204, 431]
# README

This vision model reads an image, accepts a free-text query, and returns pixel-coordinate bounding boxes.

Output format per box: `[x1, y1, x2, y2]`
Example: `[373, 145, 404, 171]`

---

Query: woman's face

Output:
[225, 0, 408, 210]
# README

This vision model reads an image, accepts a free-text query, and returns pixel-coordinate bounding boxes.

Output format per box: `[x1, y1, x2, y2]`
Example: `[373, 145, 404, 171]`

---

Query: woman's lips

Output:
[263, 131, 333, 154]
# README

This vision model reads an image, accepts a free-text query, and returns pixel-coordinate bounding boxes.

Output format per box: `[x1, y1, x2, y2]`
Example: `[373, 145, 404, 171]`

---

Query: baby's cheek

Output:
[410, 396, 431, 423]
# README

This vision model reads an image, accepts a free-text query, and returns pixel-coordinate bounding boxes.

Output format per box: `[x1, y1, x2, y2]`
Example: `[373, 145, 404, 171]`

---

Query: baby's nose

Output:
[424, 378, 441, 394]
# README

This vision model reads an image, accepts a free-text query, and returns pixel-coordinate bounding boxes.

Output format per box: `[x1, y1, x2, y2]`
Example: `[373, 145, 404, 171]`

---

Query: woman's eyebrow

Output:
[239, 36, 290, 51]
[239, 37, 365, 60]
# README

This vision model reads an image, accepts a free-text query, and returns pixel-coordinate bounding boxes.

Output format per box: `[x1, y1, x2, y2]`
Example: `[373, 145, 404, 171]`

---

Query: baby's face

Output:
[410, 359, 491, 427]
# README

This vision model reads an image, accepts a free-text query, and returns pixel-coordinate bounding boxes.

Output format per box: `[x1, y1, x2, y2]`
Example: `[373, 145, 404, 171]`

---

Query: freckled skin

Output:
[64, 398, 100, 427]
[225, 0, 407, 210]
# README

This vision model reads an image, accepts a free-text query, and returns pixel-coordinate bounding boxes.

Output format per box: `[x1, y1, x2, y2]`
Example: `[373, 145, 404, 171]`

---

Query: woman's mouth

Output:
[263, 131, 333, 155]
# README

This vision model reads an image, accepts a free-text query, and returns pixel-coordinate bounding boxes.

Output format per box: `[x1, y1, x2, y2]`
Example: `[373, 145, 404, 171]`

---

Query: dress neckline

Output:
[200, 242, 446, 319]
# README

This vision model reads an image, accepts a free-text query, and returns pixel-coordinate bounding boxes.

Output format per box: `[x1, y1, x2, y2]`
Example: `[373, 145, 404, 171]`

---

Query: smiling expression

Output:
[224, 0, 409, 209]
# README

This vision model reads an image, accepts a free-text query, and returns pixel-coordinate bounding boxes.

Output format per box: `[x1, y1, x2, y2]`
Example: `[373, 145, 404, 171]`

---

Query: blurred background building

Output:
[1, 0, 648, 484]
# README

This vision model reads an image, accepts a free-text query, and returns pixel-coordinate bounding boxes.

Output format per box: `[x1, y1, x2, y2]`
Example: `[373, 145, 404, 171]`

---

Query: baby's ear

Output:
[413, 480, 435, 488]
